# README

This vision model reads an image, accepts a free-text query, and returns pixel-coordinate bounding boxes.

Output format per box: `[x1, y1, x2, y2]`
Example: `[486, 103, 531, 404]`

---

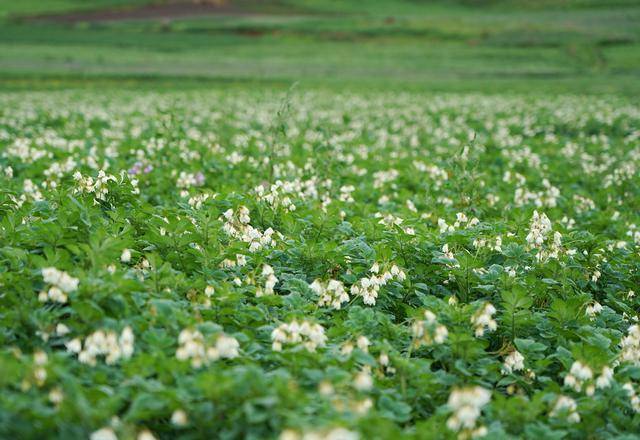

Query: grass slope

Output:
[0, 0, 638, 93]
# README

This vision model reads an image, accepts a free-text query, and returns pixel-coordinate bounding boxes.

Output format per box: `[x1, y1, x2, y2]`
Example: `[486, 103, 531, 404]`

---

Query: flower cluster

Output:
[254, 181, 297, 212]
[221, 206, 278, 252]
[340, 335, 371, 357]
[439, 243, 460, 268]
[563, 361, 592, 393]
[501, 350, 525, 375]
[171, 409, 189, 426]
[411, 310, 448, 347]
[525, 210, 552, 248]
[175, 329, 239, 368]
[446, 386, 491, 438]
[514, 179, 560, 208]
[585, 301, 603, 319]
[350, 263, 406, 306]
[438, 212, 479, 233]
[550, 395, 580, 423]
[73, 170, 117, 202]
[66, 327, 134, 366]
[220, 253, 247, 268]
[415, 162, 448, 188]
[310, 279, 349, 309]
[271, 320, 327, 352]
[620, 324, 640, 365]
[279, 427, 359, 440]
[470, 303, 497, 337]
[623, 383, 640, 413]
[176, 171, 205, 189]
[32, 350, 48, 386]
[524, 211, 564, 262]
[187, 192, 215, 209]
[39, 267, 79, 304]
[256, 264, 278, 297]
[472, 235, 502, 252]
[353, 366, 374, 391]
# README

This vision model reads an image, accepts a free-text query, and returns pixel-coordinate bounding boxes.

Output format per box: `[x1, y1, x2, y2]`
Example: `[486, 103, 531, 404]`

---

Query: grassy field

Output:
[0, 0, 639, 93]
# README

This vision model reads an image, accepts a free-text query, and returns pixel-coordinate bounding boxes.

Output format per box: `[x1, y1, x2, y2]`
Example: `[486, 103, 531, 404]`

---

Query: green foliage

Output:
[0, 88, 639, 439]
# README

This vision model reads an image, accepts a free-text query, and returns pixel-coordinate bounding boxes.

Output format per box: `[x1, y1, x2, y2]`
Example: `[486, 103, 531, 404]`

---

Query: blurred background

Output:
[0, 0, 638, 93]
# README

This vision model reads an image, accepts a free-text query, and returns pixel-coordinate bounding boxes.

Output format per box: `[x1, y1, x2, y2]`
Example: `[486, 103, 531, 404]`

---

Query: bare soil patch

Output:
[27, 0, 291, 23]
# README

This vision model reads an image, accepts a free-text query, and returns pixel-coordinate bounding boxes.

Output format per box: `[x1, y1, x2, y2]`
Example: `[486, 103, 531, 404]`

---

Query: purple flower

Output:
[128, 162, 142, 175]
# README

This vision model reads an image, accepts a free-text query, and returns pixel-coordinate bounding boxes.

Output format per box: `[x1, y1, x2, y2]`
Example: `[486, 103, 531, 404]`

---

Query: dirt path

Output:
[26, 0, 290, 23]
